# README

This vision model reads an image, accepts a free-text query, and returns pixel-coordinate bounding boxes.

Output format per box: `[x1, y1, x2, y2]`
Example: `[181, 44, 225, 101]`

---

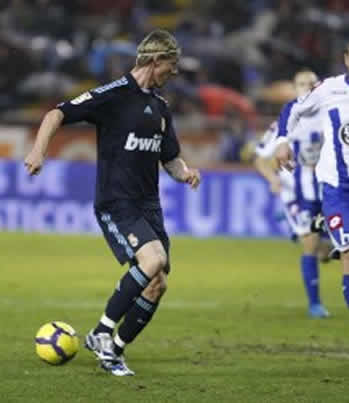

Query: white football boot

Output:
[85, 330, 135, 376]
[100, 356, 135, 376]
[85, 330, 116, 361]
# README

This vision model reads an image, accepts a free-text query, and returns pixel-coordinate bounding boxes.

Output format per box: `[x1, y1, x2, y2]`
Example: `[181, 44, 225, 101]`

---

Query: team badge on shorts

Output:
[328, 214, 343, 230]
[128, 233, 139, 248]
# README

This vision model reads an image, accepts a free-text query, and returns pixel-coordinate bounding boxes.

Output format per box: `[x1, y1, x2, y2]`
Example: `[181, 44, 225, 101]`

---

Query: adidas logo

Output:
[144, 105, 152, 114]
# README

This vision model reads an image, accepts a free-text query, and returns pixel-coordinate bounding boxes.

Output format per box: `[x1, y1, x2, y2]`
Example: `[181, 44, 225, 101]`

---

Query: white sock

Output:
[100, 313, 116, 330]
[114, 333, 126, 349]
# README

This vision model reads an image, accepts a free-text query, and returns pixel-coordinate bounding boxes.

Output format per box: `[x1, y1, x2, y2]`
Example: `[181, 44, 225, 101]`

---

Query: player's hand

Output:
[185, 168, 201, 189]
[275, 142, 295, 171]
[24, 149, 45, 176]
[270, 177, 281, 194]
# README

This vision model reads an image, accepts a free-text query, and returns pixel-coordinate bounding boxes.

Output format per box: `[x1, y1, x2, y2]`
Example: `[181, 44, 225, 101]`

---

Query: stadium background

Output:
[2, 0, 348, 237]
[2, 2, 349, 403]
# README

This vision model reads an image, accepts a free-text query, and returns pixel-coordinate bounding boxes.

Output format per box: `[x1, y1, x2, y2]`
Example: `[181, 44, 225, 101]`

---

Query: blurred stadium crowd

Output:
[2, 0, 349, 164]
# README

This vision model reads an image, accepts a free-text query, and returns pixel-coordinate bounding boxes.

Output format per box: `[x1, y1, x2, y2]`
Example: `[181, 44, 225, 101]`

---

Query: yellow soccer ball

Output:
[35, 321, 79, 365]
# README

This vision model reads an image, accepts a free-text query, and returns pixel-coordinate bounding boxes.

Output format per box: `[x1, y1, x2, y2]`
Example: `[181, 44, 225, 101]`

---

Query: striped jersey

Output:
[256, 115, 322, 203]
[277, 74, 349, 188]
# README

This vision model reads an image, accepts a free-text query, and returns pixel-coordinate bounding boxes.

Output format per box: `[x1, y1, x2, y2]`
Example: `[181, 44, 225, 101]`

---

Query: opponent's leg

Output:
[321, 183, 349, 308]
[300, 233, 329, 317]
[317, 240, 333, 263]
[341, 251, 349, 307]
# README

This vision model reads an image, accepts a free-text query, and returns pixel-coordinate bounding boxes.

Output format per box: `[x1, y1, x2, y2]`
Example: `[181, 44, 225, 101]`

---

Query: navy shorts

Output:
[95, 201, 170, 272]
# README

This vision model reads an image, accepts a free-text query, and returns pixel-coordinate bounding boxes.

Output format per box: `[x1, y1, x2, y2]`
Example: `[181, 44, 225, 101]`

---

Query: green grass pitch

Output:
[1, 233, 349, 403]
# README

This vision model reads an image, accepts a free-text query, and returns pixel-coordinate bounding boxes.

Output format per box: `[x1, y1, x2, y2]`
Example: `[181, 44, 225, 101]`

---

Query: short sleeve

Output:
[160, 112, 180, 164]
[277, 99, 297, 138]
[277, 81, 324, 138]
[57, 77, 128, 125]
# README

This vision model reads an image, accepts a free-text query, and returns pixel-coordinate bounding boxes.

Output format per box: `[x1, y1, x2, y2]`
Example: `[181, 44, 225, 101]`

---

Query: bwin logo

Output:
[125, 132, 162, 152]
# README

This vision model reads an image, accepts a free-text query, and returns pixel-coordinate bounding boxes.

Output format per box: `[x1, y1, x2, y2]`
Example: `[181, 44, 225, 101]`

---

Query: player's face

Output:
[294, 72, 318, 97]
[153, 56, 179, 87]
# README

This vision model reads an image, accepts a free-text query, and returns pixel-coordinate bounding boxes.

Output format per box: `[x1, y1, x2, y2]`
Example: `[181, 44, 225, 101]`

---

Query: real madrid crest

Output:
[161, 117, 166, 133]
[128, 233, 139, 248]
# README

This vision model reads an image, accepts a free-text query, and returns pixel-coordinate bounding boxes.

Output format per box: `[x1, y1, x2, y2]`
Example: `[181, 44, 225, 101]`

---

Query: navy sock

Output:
[95, 266, 150, 333]
[342, 275, 349, 308]
[301, 255, 320, 306]
[116, 296, 159, 351]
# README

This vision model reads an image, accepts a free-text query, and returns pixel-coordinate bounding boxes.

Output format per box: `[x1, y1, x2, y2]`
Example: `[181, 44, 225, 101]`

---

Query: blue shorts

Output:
[95, 201, 170, 272]
[283, 200, 322, 237]
[322, 183, 349, 252]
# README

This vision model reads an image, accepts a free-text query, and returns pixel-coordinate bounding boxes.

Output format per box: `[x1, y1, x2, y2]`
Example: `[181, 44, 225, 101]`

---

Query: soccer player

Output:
[274, 44, 349, 310]
[24, 29, 201, 376]
[255, 70, 330, 318]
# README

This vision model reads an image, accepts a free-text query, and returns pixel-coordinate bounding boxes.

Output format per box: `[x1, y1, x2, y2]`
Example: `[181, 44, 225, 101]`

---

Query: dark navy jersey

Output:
[57, 73, 180, 208]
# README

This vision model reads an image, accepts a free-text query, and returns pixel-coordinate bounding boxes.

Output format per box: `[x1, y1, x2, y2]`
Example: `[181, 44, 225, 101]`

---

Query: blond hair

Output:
[136, 29, 181, 67]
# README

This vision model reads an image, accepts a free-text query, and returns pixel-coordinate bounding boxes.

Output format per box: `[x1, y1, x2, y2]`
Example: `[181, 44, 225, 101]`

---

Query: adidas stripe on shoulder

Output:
[93, 77, 129, 94]
[67, 77, 128, 106]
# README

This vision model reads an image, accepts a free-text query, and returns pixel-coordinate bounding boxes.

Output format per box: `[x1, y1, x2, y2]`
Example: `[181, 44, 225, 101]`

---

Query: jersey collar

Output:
[126, 72, 155, 95]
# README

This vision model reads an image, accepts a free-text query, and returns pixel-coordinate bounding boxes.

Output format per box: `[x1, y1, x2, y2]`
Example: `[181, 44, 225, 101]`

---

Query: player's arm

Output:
[160, 110, 200, 189]
[163, 157, 201, 189]
[273, 100, 298, 171]
[25, 108, 64, 175]
[25, 84, 121, 176]
[254, 121, 281, 193]
[275, 84, 323, 170]
[254, 156, 281, 194]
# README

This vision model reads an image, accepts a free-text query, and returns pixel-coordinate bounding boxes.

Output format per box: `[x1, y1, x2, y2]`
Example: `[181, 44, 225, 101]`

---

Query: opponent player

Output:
[255, 70, 330, 318]
[24, 30, 201, 376]
[274, 44, 349, 309]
